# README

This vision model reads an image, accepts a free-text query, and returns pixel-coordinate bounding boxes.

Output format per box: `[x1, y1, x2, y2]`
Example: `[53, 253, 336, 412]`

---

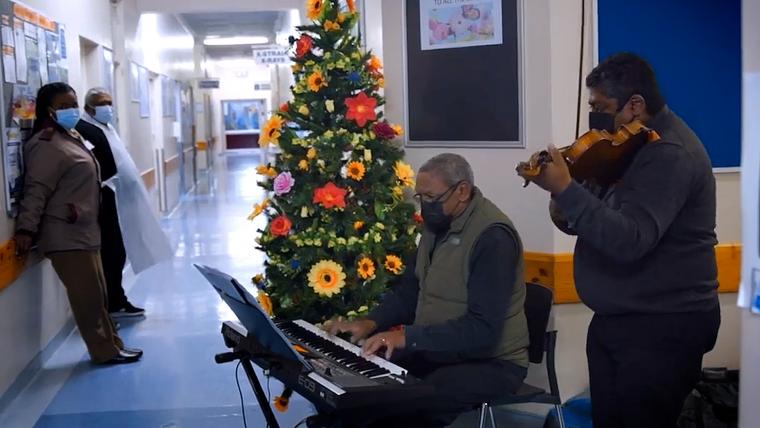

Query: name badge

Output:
[83, 140, 95, 151]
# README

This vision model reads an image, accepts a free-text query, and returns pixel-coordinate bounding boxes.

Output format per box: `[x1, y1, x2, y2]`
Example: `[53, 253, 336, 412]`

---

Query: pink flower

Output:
[273, 171, 295, 196]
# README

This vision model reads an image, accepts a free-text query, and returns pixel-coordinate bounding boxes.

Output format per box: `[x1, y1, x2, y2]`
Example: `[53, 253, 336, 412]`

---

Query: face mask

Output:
[420, 183, 460, 234]
[93, 105, 113, 125]
[588, 111, 615, 133]
[53, 108, 81, 130]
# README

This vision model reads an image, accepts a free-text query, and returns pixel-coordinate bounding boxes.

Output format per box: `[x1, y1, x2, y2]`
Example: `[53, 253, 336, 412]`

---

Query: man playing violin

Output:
[524, 52, 721, 428]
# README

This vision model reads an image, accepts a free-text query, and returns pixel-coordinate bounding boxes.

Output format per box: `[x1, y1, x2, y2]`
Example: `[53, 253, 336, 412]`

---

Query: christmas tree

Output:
[250, 0, 420, 323]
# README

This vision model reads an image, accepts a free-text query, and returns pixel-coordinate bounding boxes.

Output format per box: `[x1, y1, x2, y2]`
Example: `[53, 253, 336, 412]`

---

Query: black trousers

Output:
[99, 188, 128, 311]
[587, 307, 721, 428]
[341, 353, 527, 428]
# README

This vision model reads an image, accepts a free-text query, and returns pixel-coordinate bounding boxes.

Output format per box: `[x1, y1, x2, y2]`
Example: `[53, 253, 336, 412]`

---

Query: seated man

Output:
[328, 153, 529, 427]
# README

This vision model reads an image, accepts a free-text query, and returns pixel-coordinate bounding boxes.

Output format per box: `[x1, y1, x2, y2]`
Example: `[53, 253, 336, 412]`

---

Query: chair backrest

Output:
[524, 282, 554, 364]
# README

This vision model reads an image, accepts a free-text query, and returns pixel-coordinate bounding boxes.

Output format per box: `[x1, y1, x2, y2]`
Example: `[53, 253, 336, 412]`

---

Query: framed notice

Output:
[420, 0, 502, 51]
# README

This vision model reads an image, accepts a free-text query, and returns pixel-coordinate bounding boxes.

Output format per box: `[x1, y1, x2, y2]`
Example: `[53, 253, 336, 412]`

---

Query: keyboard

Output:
[221, 320, 434, 412]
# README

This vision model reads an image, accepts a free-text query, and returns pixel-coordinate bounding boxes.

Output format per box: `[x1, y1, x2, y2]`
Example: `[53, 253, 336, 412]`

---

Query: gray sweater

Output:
[552, 106, 719, 315]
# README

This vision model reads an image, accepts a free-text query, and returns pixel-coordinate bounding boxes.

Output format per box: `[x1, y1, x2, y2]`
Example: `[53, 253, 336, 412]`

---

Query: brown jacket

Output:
[16, 127, 102, 254]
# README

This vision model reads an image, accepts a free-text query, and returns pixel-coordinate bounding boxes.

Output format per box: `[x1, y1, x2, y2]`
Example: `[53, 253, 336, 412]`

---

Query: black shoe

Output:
[121, 347, 143, 358]
[110, 302, 146, 318]
[99, 349, 141, 365]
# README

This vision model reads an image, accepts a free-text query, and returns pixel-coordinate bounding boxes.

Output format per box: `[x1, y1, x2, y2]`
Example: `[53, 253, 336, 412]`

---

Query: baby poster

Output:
[420, 0, 502, 51]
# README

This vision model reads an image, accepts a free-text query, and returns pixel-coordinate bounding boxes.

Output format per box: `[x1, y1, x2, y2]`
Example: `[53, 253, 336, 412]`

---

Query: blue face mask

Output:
[93, 105, 113, 125]
[53, 108, 81, 130]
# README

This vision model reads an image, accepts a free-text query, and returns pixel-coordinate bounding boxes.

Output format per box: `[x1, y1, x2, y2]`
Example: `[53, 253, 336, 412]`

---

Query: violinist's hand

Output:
[14, 234, 32, 259]
[531, 145, 573, 195]
[362, 329, 406, 360]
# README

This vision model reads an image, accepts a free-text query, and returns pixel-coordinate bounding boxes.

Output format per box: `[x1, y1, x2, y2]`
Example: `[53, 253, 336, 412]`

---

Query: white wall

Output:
[0, 0, 199, 400]
[379, 0, 743, 405]
[0, 0, 114, 399]
[740, 0, 760, 425]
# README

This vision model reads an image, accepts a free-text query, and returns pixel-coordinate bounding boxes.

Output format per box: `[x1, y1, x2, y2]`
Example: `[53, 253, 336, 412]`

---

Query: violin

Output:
[516, 120, 660, 188]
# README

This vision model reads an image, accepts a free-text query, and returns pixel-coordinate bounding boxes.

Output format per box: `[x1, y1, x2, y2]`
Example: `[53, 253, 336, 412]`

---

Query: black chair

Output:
[477, 282, 566, 428]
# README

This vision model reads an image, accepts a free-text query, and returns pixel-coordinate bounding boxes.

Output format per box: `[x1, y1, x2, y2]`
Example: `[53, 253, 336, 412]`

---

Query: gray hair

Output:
[419, 153, 475, 187]
[85, 87, 112, 107]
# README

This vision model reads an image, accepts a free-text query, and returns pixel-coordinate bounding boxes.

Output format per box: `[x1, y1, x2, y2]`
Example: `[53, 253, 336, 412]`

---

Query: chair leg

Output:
[555, 404, 567, 428]
[487, 405, 497, 428]
[478, 403, 487, 428]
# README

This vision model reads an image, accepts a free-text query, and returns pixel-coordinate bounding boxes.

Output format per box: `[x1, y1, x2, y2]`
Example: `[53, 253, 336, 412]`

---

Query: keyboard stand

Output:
[215, 349, 281, 428]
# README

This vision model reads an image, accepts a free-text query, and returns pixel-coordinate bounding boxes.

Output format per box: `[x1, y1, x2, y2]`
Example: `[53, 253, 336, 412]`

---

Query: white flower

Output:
[326, 100, 335, 112]
[364, 149, 372, 162]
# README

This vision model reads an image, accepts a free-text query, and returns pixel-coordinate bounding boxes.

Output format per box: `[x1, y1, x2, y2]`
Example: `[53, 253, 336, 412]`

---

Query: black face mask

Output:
[420, 183, 460, 234]
[589, 111, 615, 133]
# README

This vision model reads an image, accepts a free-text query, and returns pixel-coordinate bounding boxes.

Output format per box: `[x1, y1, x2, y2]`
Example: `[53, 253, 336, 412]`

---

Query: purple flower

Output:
[273, 171, 295, 196]
[348, 72, 361, 83]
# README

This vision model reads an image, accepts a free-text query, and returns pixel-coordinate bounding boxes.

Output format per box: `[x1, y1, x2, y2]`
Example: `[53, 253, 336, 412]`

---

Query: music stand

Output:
[195, 264, 308, 428]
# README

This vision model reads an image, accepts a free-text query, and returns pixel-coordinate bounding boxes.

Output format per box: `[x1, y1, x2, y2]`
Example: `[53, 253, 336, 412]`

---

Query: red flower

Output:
[345, 92, 377, 127]
[313, 182, 348, 209]
[373, 121, 396, 140]
[279, 103, 289, 113]
[270, 215, 293, 237]
[295, 34, 314, 59]
[413, 212, 423, 224]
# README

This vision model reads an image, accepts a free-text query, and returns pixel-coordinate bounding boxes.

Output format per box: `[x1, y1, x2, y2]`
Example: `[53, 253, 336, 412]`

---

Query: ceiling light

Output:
[203, 36, 268, 46]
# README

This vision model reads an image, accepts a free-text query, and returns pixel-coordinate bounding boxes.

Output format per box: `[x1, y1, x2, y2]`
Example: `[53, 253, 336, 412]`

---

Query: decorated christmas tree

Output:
[250, 0, 419, 323]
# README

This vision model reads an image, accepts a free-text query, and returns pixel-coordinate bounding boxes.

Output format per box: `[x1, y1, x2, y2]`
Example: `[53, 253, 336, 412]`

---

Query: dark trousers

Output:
[358, 354, 527, 427]
[99, 188, 128, 311]
[587, 307, 721, 428]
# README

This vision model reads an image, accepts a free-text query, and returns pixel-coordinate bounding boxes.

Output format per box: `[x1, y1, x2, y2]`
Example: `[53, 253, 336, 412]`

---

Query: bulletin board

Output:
[597, 0, 741, 169]
[403, 0, 522, 148]
[0, 0, 67, 216]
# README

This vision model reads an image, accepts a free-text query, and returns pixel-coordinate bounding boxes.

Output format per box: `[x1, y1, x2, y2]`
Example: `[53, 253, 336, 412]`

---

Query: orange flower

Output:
[270, 215, 292, 237]
[354, 220, 364, 230]
[347, 0, 356, 13]
[257, 291, 273, 316]
[367, 55, 383, 74]
[384, 255, 403, 275]
[324, 20, 340, 31]
[345, 92, 377, 127]
[307, 70, 328, 92]
[298, 159, 310, 171]
[392, 124, 404, 136]
[357, 257, 376, 280]
[256, 164, 277, 178]
[313, 182, 348, 209]
[307, 0, 325, 20]
[337, 13, 347, 24]
[346, 161, 366, 181]
[259, 115, 285, 147]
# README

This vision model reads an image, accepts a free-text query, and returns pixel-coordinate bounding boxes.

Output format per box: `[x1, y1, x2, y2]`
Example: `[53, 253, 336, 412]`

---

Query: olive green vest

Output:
[414, 190, 529, 367]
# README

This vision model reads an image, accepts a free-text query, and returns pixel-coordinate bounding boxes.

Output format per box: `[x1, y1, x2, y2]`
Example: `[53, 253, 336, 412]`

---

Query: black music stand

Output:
[195, 264, 309, 428]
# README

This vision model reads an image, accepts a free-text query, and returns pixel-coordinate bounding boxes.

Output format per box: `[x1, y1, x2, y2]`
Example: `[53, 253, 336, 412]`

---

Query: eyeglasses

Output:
[413, 181, 463, 204]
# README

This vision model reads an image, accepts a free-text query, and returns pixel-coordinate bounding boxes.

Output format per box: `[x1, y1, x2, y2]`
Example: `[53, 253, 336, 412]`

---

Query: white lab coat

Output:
[82, 113, 174, 274]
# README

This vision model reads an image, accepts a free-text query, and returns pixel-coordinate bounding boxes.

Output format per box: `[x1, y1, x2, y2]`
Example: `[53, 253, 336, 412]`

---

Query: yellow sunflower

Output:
[298, 159, 310, 171]
[247, 199, 270, 220]
[384, 255, 404, 275]
[346, 161, 366, 181]
[394, 161, 415, 187]
[357, 257, 376, 280]
[308, 260, 347, 297]
[307, 0, 325, 20]
[392, 186, 404, 198]
[307, 70, 327, 92]
[259, 116, 285, 147]
[256, 165, 277, 178]
[257, 291, 273, 316]
[307, 147, 317, 160]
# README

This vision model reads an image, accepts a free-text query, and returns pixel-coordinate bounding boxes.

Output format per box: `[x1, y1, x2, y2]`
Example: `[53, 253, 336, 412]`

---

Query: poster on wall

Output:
[138, 65, 150, 118]
[420, 0, 502, 51]
[3, 126, 21, 212]
[25, 35, 39, 91]
[37, 26, 47, 83]
[12, 18, 24, 81]
[44, 29, 61, 82]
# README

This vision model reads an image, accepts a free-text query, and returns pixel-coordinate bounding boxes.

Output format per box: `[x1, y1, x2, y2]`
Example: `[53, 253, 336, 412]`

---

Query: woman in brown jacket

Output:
[14, 83, 142, 364]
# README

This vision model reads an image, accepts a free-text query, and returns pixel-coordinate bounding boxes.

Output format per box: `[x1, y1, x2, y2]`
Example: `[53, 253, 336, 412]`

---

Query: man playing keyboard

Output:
[327, 154, 529, 427]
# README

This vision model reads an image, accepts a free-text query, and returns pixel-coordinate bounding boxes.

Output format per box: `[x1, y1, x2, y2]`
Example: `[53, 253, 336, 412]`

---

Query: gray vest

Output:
[414, 190, 529, 367]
